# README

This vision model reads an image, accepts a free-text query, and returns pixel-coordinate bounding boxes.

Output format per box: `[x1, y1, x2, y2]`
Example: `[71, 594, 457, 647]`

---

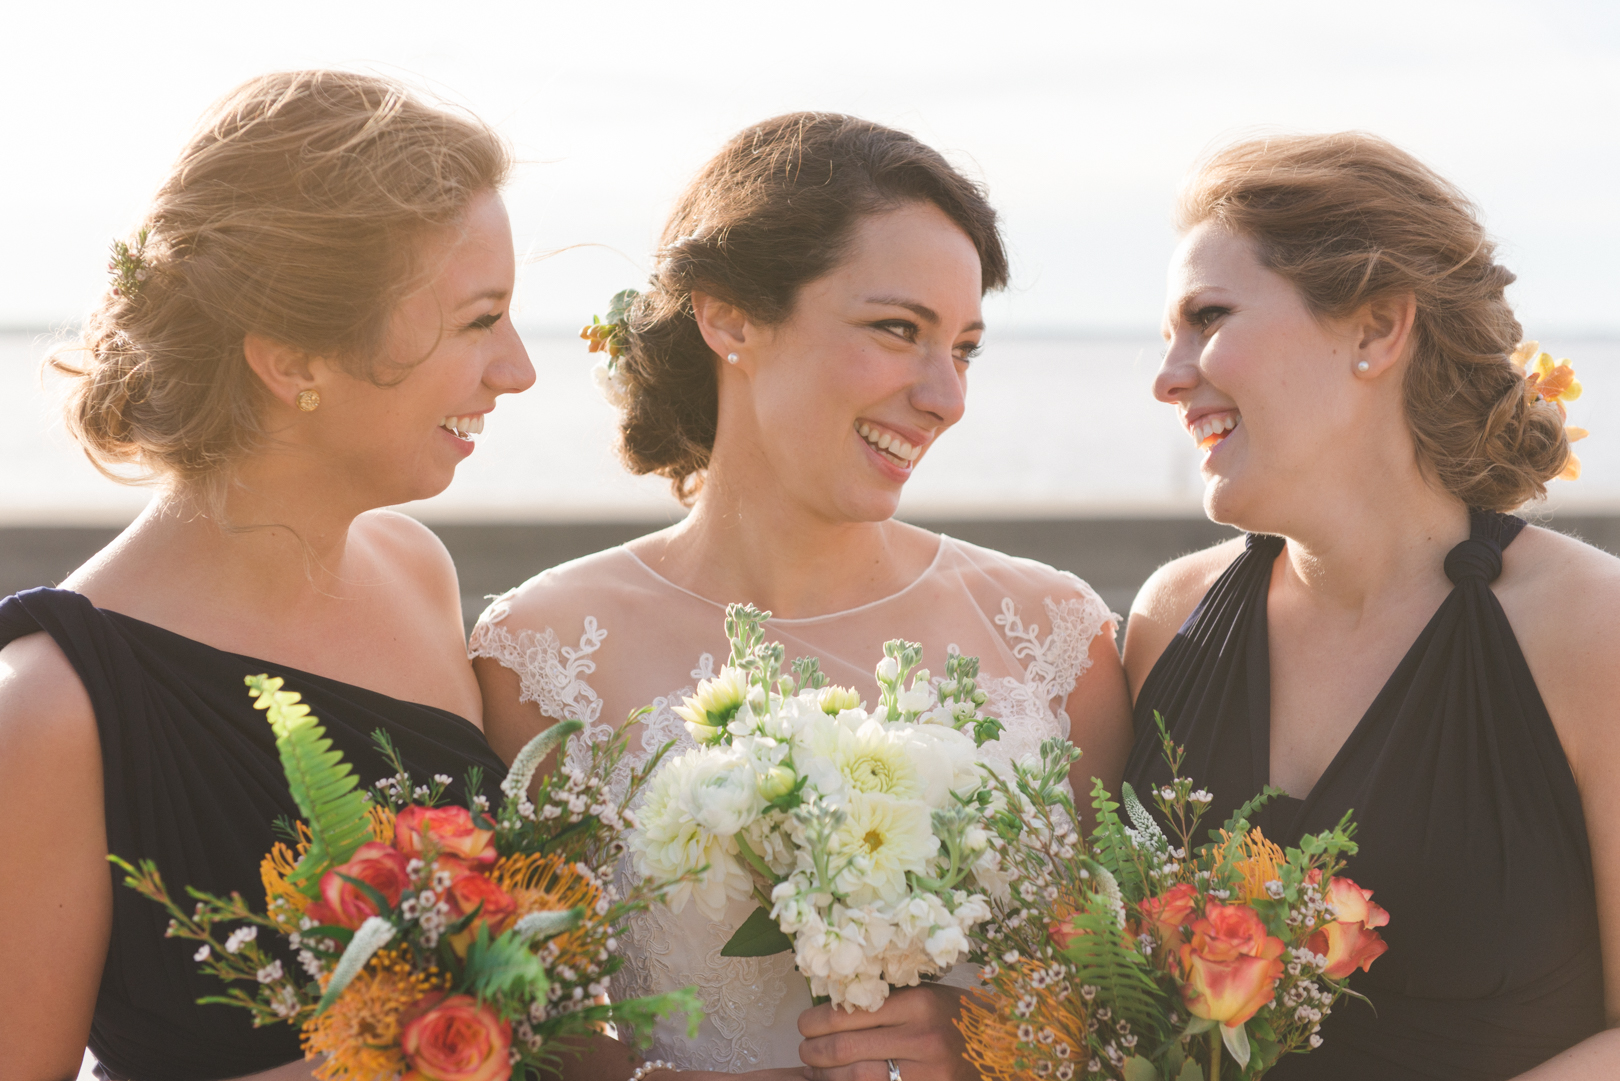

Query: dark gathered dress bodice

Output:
[0, 587, 508, 1081]
[1124, 511, 1604, 1080]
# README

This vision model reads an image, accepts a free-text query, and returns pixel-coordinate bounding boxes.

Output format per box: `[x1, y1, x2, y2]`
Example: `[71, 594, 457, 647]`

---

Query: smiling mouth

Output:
[856, 421, 923, 465]
[440, 414, 484, 439]
[1190, 411, 1239, 452]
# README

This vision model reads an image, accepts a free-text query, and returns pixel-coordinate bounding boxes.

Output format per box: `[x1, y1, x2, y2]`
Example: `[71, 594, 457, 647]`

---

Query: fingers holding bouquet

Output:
[798, 982, 977, 1081]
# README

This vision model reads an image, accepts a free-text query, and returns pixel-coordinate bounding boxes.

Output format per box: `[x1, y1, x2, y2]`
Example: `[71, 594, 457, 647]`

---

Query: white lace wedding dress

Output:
[468, 535, 1116, 1073]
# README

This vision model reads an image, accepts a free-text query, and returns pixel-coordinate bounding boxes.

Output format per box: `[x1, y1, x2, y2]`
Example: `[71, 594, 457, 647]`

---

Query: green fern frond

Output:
[1060, 904, 1169, 1039]
[1089, 777, 1145, 897]
[460, 925, 550, 1002]
[246, 675, 373, 897]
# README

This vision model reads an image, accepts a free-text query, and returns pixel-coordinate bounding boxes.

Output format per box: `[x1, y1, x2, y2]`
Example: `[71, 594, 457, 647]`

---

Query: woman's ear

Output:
[1351, 292, 1417, 379]
[243, 332, 322, 408]
[690, 291, 753, 364]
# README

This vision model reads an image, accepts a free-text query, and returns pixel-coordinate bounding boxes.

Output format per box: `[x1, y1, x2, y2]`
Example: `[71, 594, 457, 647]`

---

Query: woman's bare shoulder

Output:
[0, 631, 99, 782]
[471, 546, 647, 639]
[1122, 536, 1248, 698]
[1497, 525, 1620, 755]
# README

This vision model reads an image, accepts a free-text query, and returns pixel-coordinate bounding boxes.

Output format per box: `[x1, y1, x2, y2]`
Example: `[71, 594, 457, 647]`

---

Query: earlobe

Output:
[243, 333, 320, 409]
[690, 291, 751, 364]
[1353, 293, 1417, 378]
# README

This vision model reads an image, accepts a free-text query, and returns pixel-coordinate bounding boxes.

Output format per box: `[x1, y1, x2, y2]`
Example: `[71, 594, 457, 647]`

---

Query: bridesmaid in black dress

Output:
[0, 72, 533, 1080]
[1122, 133, 1618, 1080]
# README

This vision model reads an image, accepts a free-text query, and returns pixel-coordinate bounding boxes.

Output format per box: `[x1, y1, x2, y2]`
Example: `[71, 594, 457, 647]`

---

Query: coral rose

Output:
[1138, 882, 1199, 948]
[401, 992, 513, 1081]
[1305, 874, 1390, 979]
[395, 805, 497, 867]
[1178, 900, 1285, 1027]
[306, 842, 411, 929]
[443, 866, 518, 956]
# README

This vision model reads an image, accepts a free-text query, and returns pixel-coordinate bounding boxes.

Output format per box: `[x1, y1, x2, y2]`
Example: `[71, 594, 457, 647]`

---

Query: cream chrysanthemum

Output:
[673, 668, 750, 742]
[833, 792, 938, 904]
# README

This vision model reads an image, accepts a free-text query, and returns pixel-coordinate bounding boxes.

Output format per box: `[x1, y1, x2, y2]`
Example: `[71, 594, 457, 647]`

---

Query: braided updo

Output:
[51, 70, 510, 502]
[1177, 132, 1569, 512]
[609, 112, 1008, 504]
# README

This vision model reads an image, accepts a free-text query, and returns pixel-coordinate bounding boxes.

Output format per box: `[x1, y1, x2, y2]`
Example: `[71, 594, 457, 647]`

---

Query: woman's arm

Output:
[1502, 528, 1620, 1078]
[0, 632, 111, 1080]
[1064, 628, 1133, 819]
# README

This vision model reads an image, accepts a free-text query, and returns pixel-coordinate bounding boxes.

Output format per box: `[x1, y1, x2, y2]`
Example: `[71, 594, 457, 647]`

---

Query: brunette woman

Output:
[0, 71, 533, 1079]
[472, 113, 1134, 1081]
[1124, 133, 1620, 1080]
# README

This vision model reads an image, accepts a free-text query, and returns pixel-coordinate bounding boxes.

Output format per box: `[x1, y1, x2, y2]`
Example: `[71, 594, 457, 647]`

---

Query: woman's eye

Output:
[874, 319, 920, 342]
[467, 312, 503, 331]
[1192, 306, 1228, 330]
[955, 341, 983, 363]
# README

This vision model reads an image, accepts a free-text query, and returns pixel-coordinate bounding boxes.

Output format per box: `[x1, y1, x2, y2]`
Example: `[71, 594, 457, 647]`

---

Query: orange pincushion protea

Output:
[959, 959, 1090, 1081]
[492, 852, 603, 970]
[261, 808, 400, 932]
[1229, 829, 1285, 904]
[303, 946, 450, 1081]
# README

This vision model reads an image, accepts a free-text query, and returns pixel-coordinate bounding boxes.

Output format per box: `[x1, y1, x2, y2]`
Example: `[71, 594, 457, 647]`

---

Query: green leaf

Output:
[460, 924, 550, 1002]
[1122, 1056, 1160, 1081]
[1214, 785, 1287, 842]
[719, 906, 793, 957]
[247, 675, 374, 898]
[1220, 1023, 1252, 1070]
[1175, 1060, 1203, 1081]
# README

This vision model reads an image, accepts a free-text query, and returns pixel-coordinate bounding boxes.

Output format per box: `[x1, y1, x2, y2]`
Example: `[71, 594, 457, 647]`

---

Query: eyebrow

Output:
[865, 295, 986, 333]
[456, 288, 510, 308]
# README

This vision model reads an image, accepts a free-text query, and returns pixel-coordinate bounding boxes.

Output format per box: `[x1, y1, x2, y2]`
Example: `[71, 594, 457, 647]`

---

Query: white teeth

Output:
[1191, 412, 1239, 445]
[439, 414, 485, 439]
[856, 422, 922, 463]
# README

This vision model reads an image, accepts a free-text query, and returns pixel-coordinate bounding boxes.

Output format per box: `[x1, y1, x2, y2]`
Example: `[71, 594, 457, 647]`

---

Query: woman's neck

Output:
[632, 473, 937, 620]
[1272, 474, 1471, 616]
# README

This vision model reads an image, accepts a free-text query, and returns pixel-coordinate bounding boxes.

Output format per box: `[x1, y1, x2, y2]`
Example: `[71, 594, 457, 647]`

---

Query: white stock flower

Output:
[897, 686, 935, 715]
[832, 792, 937, 904]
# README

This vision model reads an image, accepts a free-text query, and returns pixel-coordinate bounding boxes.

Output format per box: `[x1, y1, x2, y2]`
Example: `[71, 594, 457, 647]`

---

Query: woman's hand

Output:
[797, 985, 977, 1081]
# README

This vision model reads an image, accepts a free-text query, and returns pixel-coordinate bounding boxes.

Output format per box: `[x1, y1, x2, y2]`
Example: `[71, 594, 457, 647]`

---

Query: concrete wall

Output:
[5, 514, 1616, 634]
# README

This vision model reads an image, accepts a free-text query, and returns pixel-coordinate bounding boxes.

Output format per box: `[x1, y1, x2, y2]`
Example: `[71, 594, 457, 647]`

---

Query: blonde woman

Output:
[0, 72, 532, 1079]
[1125, 134, 1620, 1080]
[473, 113, 1134, 1081]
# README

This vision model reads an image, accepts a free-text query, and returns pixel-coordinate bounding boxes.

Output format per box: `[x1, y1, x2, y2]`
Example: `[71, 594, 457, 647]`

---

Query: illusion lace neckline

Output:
[618, 534, 951, 623]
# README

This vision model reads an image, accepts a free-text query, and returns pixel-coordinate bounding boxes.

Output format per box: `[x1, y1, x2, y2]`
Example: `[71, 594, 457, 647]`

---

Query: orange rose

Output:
[443, 866, 518, 956]
[401, 992, 512, 1081]
[307, 842, 411, 929]
[1305, 874, 1390, 979]
[1178, 900, 1285, 1027]
[395, 805, 497, 867]
[1138, 882, 1199, 948]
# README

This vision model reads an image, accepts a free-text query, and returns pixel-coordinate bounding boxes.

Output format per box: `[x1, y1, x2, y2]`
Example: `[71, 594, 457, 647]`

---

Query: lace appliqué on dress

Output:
[466, 593, 608, 777]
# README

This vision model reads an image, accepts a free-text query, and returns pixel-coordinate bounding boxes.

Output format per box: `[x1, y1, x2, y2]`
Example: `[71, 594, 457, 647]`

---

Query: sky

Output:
[3, 0, 1617, 337]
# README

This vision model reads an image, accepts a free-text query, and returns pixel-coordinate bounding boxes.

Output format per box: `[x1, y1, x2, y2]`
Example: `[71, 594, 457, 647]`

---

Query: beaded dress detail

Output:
[470, 536, 1116, 1071]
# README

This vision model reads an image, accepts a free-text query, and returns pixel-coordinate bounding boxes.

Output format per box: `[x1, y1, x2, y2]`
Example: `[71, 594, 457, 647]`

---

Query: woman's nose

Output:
[487, 323, 537, 396]
[911, 347, 968, 427]
[1154, 335, 1199, 404]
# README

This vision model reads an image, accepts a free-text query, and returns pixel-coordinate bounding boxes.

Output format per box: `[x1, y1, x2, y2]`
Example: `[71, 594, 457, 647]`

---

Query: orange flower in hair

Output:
[1512, 341, 1587, 481]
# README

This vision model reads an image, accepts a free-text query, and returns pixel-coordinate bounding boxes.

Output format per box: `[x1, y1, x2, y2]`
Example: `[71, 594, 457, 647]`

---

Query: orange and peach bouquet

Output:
[113, 675, 699, 1081]
[958, 718, 1388, 1081]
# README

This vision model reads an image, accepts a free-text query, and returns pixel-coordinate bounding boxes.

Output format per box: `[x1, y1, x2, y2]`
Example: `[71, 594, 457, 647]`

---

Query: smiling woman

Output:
[0, 70, 530, 1080]
[470, 113, 1136, 1081]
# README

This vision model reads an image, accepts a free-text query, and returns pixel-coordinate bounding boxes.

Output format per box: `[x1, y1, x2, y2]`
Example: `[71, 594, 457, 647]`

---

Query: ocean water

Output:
[4, 331, 1615, 525]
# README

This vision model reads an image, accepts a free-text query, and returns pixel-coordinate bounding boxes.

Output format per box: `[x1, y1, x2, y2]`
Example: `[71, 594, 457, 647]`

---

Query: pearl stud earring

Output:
[726, 353, 739, 364]
[1356, 361, 1370, 373]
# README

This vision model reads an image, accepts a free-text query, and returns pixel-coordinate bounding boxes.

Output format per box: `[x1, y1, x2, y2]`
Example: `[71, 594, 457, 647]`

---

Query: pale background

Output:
[3, 0, 1616, 525]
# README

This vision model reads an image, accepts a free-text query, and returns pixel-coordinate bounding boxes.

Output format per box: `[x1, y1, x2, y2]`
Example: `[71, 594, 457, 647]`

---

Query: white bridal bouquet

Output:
[628, 604, 1013, 1011]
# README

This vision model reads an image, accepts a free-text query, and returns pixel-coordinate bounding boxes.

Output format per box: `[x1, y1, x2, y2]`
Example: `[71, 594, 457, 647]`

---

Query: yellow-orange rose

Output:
[401, 992, 512, 1081]
[1306, 874, 1390, 979]
[1178, 900, 1285, 1027]
[395, 805, 497, 868]
[443, 866, 518, 957]
[306, 841, 411, 930]
[1138, 882, 1199, 949]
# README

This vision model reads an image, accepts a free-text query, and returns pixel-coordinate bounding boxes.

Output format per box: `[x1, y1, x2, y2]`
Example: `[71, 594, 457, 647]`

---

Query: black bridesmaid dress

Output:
[0, 587, 508, 1081]
[1125, 511, 1604, 1080]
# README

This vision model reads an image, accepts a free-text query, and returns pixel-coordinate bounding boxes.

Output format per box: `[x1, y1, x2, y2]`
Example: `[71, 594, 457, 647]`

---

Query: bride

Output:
[472, 112, 1132, 1081]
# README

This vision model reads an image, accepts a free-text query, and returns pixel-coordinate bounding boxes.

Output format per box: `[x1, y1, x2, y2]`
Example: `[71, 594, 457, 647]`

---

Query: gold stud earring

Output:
[296, 389, 321, 412]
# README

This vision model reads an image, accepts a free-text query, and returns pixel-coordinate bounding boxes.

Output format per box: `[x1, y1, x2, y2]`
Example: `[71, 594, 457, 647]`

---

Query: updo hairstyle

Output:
[52, 70, 511, 501]
[616, 112, 1009, 503]
[1177, 133, 1569, 512]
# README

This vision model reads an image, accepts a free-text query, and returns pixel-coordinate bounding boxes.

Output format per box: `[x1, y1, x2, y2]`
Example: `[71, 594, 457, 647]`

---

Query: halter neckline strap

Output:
[1241, 510, 1526, 585]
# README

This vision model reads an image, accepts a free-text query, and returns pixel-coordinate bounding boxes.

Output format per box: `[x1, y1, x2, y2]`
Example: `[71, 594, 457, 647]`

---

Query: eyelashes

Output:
[466, 312, 504, 331]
